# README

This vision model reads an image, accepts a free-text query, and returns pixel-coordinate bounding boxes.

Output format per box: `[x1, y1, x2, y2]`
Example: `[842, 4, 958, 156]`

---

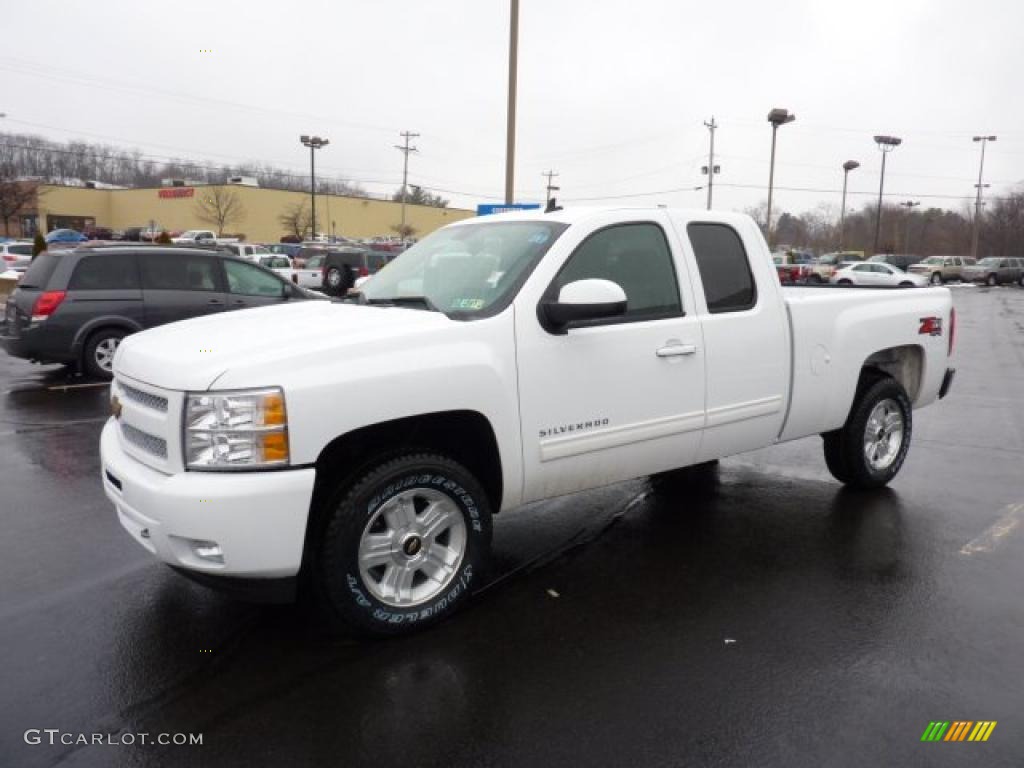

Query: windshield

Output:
[360, 220, 569, 318]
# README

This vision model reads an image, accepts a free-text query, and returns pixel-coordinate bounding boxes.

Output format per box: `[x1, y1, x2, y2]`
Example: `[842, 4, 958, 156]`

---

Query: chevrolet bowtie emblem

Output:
[111, 395, 123, 420]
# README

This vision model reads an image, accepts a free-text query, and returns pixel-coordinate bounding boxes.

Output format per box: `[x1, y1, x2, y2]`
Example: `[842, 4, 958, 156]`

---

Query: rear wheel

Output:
[837, 278, 853, 285]
[324, 265, 353, 296]
[313, 453, 492, 636]
[930, 272, 943, 285]
[1019, 274, 1024, 288]
[83, 328, 126, 379]
[822, 375, 912, 489]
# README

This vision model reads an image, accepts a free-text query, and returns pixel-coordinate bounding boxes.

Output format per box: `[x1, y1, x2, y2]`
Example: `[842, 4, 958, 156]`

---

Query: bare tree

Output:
[278, 200, 312, 239]
[0, 166, 42, 236]
[194, 186, 246, 235]
[390, 223, 417, 239]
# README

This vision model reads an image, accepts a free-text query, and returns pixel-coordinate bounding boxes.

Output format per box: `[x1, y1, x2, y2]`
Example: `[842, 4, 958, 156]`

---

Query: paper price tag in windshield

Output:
[451, 298, 485, 311]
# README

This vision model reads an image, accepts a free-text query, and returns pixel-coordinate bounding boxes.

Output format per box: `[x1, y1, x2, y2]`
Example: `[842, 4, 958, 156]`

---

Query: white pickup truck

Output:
[170, 230, 240, 245]
[100, 207, 956, 635]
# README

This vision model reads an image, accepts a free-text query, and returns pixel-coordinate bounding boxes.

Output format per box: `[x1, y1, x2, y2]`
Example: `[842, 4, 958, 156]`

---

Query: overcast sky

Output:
[2, 0, 1022, 217]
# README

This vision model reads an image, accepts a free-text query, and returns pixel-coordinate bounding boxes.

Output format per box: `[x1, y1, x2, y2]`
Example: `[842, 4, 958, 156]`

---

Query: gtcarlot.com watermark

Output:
[25, 729, 202, 746]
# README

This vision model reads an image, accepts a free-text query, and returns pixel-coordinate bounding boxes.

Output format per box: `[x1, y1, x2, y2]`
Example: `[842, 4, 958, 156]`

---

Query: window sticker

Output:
[451, 298, 486, 310]
[528, 230, 551, 245]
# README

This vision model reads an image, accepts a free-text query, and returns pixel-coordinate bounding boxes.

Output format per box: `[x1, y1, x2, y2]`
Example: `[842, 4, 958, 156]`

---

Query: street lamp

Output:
[766, 108, 796, 244]
[970, 135, 996, 261]
[839, 160, 860, 250]
[899, 200, 920, 254]
[872, 135, 902, 254]
[300, 135, 329, 240]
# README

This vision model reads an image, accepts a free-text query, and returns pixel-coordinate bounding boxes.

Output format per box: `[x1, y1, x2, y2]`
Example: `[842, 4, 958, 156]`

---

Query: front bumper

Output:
[100, 419, 316, 579]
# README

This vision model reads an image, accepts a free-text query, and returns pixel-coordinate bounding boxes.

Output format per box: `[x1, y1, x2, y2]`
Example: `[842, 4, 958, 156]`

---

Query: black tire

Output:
[324, 265, 353, 296]
[930, 272, 943, 285]
[837, 278, 853, 285]
[82, 328, 126, 379]
[898, 281, 914, 288]
[986, 273, 998, 286]
[808, 274, 823, 284]
[822, 375, 912, 489]
[313, 453, 492, 636]
[1018, 274, 1024, 288]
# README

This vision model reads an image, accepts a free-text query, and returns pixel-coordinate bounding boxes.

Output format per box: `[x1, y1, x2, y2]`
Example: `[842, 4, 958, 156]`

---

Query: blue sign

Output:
[476, 203, 542, 216]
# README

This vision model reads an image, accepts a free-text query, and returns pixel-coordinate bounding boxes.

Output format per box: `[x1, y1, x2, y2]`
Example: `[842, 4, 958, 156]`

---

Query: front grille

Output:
[119, 383, 169, 412]
[121, 423, 168, 459]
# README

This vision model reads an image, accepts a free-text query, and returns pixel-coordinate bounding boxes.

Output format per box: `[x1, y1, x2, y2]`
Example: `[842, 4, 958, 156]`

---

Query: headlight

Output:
[184, 388, 289, 470]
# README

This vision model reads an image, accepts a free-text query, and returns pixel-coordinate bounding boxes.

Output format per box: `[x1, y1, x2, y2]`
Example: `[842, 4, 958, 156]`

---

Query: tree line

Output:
[749, 193, 1024, 257]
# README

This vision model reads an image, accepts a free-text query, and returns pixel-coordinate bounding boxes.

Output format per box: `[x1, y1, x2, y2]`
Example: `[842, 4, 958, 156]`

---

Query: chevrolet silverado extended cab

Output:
[100, 208, 956, 635]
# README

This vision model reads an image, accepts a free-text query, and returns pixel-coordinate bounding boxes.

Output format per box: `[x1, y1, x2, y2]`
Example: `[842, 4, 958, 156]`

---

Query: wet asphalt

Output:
[1, 285, 1022, 768]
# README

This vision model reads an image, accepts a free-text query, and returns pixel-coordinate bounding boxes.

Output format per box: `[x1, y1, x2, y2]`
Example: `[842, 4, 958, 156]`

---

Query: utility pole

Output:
[899, 200, 920, 253]
[971, 135, 996, 261]
[504, 0, 519, 205]
[703, 117, 718, 210]
[543, 170, 560, 207]
[394, 130, 420, 234]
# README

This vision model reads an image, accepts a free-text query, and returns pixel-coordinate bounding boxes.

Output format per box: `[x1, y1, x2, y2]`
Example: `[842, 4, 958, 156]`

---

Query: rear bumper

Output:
[939, 368, 956, 400]
[0, 327, 75, 364]
[100, 419, 316, 580]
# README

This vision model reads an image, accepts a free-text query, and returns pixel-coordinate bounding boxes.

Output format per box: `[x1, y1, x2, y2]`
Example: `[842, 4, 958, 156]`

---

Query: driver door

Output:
[514, 216, 705, 502]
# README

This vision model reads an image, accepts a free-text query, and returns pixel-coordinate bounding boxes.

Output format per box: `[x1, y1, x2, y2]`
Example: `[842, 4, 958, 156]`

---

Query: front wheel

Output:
[986, 273, 998, 286]
[837, 278, 853, 285]
[313, 453, 492, 636]
[898, 281, 914, 287]
[324, 265, 351, 296]
[822, 375, 912, 489]
[930, 272, 943, 285]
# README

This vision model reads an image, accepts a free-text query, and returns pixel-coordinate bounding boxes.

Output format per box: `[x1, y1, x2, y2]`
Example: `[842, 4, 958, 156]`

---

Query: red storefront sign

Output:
[158, 188, 195, 199]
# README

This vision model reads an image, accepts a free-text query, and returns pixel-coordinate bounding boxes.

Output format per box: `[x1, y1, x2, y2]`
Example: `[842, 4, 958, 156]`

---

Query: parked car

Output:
[294, 245, 328, 269]
[292, 251, 326, 288]
[0, 247, 313, 379]
[258, 255, 295, 280]
[84, 226, 115, 240]
[321, 247, 391, 296]
[773, 251, 815, 284]
[809, 251, 865, 282]
[45, 229, 88, 244]
[831, 262, 928, 288]
[1, 241, 34, 269]
[219, 243, 270, 261]
[267, 243, 301, 260]
[868, 253, 920, 271]
[100, 207, 956, 635]
[961, 256, 1024, 286]
[907, 255, 976, 285]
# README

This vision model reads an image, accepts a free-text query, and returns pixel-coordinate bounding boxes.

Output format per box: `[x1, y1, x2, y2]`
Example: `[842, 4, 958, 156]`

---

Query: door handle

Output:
[207, 299, 224, 305]
[656, 343, 697, 358]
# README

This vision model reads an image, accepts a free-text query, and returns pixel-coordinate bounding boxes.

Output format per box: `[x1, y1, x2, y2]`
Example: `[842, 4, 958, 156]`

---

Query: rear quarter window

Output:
[687, 223, 757, 314]
[18, 252, 63, 289]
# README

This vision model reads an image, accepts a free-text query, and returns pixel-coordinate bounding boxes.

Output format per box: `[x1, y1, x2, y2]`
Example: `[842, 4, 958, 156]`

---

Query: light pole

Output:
[395, 131, 420, 235]
[839, 160, 860, 250]
[766, 108, 795, 244]
[300, 135, 329, 240]
[899, 200, 920, 253]
[504, 0, 519, 205]
[971, 135, 996, 261]
[872, 135, 902, 255]
[543, 170, 559, 208]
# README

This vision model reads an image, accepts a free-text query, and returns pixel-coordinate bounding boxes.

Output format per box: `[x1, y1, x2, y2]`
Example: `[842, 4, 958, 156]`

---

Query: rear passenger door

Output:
[63, 251, 144, 331]
[138, 252, 227, 327]
[673, 218, 789, 462]
[223, 259, 289, 309]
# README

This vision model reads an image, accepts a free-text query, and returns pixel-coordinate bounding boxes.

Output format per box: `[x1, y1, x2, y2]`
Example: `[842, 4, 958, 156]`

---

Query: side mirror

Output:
[541, 278, 627, 333]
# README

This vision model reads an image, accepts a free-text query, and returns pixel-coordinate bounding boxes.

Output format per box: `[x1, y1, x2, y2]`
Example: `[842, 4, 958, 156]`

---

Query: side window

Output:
[305, 255, 324, 269]
[10, 244, 33, 256]
[68, 253, 140, 290]
[224, 260, 285, 297]
[139, 253, 220, 292]
[553, 222, 682, 322]
[687, 223, 757, 313]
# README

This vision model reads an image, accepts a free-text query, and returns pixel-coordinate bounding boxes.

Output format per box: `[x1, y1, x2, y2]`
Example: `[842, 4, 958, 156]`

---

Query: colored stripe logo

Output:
[921, 721, 997, 742]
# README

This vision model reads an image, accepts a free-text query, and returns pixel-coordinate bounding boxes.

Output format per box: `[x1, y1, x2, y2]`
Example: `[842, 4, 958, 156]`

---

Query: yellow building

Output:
[21, 183, 474, 241]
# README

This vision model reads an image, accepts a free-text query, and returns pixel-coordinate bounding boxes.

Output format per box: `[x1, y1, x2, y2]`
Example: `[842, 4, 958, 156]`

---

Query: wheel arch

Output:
[301, 410, 504, 568]
[72, 317, 143, 359]
[860, 344, 924, 403]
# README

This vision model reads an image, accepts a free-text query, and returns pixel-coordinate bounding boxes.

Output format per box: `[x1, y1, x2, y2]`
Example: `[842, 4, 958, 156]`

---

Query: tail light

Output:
[359, 266, 369, 277]
[3, 253, 16, 263]
[31, 290, 67, 321]
[949, 307, 956, 356]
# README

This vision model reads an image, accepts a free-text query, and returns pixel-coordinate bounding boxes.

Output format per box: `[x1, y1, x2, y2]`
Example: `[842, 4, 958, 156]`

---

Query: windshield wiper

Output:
[365, 296, 441, 312]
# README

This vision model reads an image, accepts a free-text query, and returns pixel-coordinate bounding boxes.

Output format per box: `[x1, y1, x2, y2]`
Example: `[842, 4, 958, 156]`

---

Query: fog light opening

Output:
[190, 539, 224, 563]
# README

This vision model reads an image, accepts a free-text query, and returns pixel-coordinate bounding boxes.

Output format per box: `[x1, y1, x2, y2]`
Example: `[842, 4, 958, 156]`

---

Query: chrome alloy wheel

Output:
[357, 488, 467, 607]
[863, 398, 904, 471]
[94, 337, 121, 373]
[327, 268, 342, 287]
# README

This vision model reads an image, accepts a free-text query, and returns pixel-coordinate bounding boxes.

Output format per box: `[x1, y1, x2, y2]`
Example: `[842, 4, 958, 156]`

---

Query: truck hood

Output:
[114, 300, 454, 391]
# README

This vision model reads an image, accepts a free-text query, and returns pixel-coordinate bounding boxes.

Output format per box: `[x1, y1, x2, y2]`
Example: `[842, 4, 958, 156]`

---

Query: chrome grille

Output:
[119, 383, 168, 412]
[120, 423, 168, 459]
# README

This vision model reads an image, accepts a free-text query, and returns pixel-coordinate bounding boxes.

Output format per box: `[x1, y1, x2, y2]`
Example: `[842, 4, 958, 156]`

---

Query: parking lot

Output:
[0, 284, 1021, 768]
